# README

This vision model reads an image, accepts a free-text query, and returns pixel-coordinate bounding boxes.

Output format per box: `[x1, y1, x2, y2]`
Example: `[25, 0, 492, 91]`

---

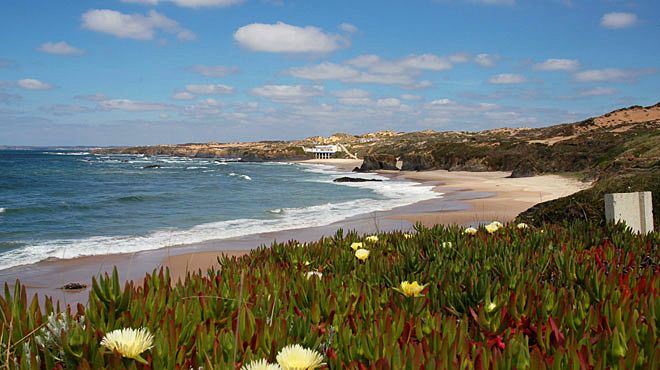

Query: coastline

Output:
[0, 158, 590, 305]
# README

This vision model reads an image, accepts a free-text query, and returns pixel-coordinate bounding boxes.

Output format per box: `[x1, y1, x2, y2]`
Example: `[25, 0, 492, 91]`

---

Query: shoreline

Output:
[0, 159, 590, 305]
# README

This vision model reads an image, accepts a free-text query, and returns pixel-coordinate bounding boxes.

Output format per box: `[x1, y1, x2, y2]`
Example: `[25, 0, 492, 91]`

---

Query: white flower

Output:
[276, 344, 325, 370]
[442, 241, 452, 249]
[242, 359, 282, 370]
[350, 242, 363, 251]
[517, 223, 529, 229]
[490, 221, 503, 228]
[403, 233, 413, 239]
[464, 227, 478, 235]
[305, 271, 322, 280]
[355, 249, 370, 261]
[100, 328, 154, 361]
[365, 235, 379, 243]
[485, 223, 499, 234]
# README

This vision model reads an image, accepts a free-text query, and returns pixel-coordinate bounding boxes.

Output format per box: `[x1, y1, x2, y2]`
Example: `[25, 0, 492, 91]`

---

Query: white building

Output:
[302, 145, 338, 159]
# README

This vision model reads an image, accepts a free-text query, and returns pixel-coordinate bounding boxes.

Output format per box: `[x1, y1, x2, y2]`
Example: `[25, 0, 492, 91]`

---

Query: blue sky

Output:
[0, 0, 658, 146]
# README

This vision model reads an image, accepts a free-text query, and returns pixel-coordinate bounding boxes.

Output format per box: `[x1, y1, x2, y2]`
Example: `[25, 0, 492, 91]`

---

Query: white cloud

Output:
[401, 94, 422, 100]
[75, 93, 108, 101]
[376, 98, 401, 108]
[578, 87, 617, 97]
[99, 99, 170, 112]
[332, 89, 371, 105]
[534, 58, 579, 71]
[121, 0, 159, 4]
[601, 12, 638, 29]
[398, 54, 453, 71]
[250, 84, 324, 103]
[234, 22, 348, 53]
[17, 78, 53, 90]
[430, 99, 453, 105]
[122, 0, 244, 7]
[184, 98, 222, 118]
[37, 41, 84, 55]
[171, 0, 244, 7]
[81, 9, 195, 41]
[173, 91, 195, 100]
[193, 65, 238, 77]
[488, 73, 527, 84]
[288, 53, 458, 88]
[41, 104, 94, 115]
[289, 63, 359, 80]
[574, 68, 647, 82]
[339, 23, 358, 33]
[474, 54, 498, 67]
[185, 84, 234, 94]
[349, 53, 453, 74]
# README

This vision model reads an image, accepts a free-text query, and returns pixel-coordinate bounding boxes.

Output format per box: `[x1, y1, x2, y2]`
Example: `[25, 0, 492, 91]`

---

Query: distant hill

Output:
[95, 102, 659, 226]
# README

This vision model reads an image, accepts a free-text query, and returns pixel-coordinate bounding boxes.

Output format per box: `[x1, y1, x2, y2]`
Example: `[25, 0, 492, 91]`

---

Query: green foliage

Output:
[1, 222, 658, 369]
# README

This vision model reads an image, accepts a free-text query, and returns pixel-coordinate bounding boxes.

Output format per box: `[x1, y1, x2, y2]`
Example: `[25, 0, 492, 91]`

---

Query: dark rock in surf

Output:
[333, 177, 383, 183]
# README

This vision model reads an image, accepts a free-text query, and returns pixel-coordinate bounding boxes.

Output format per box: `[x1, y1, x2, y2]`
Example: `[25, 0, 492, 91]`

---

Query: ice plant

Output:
[403, 233, 413, 239]
[241, 359, 282, 370]
[350, 242, 363, 251]
[276, 344, 324, 370]
[442, 241, 452, 249]
[464, 227, 478, 235]
[394, 281, 427, 297]
[355, 248, 370, 261]
[517, 222, 529, 229]
[365, 235, 379, 243]
[490, 221, 503, 228]
[101, 327, 154, 363]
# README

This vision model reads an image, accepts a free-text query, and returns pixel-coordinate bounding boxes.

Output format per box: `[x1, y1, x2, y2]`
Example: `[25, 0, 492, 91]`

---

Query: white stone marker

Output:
[604, 192, 654, 234]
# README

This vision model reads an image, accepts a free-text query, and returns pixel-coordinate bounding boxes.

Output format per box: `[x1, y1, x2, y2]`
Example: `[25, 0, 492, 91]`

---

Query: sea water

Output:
[0, 149, 440, 270]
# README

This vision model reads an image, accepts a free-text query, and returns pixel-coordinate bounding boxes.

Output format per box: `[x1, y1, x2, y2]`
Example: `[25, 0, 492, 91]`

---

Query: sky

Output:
[0, 0, 658, 146]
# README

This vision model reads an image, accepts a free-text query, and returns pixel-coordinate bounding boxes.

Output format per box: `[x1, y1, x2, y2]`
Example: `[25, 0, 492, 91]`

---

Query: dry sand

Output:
[389, 170, 591, 227]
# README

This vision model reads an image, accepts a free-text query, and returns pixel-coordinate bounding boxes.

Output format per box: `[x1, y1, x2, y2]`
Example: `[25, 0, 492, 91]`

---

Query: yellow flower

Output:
[354, 248, 370, 261]
[305, 271, 322, 280]
[276, 344, 324, 370]
[403, 233, 413, 239]
[241, 359, 282, 370]
[394, 281, 427, 297]
[365, 235, 379, 243]
[303, 260, 311, 266]
[517, 223, 529, 229]
[350, 242, 363, 251]
[463, 227, 478, 235]
[486, 302, 497, 312]
[101, 328, 154, 362]
[442, 241, 452, 249]
[485, 223, 499, 234]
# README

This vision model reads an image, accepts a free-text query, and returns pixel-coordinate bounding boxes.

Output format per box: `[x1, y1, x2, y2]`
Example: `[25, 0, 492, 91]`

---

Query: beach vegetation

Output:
[0, 222, 657, 368]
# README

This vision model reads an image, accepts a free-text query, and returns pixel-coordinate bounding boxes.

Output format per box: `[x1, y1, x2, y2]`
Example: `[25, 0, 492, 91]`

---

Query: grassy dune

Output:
[1, 222, 658, 369]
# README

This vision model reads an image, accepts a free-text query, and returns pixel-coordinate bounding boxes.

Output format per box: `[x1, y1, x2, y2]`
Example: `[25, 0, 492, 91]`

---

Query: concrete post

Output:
[604, 192, 654, 234]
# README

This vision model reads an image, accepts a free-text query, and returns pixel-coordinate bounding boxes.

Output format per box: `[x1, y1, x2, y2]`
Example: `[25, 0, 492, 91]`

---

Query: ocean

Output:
[0, 149, 440, 270]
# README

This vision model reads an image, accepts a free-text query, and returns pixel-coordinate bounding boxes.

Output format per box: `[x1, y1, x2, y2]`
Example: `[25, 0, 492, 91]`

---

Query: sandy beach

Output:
[0, 158, 590, 305]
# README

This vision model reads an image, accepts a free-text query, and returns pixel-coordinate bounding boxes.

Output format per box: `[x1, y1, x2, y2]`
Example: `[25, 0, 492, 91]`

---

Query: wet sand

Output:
[0, 161, 589, 306]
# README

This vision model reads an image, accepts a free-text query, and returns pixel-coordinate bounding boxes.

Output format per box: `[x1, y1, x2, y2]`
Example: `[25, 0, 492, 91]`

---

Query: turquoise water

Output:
[0, 149, 439, 269]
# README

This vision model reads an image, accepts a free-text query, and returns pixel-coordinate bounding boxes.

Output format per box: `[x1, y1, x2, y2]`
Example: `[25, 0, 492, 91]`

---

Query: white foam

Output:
[43, 151, 90, 156]
[0, 207, 5, 213]
[228, 173, 251, 180]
